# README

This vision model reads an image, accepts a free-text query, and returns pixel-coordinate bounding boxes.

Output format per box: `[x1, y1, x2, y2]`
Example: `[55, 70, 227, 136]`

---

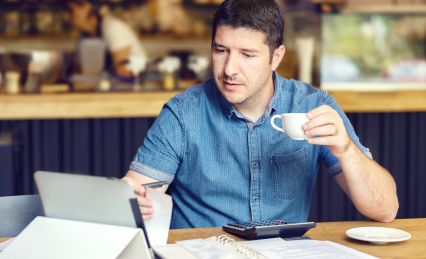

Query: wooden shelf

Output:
[328, 90, 426, 113]
[0, 90, 182, 120]
[0, 34, 211, 41]
[0, 34, 79, 40]
[1, 89, 426, 120]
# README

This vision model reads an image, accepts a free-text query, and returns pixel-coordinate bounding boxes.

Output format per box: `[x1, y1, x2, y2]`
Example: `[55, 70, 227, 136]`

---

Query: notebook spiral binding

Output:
[216, 235, 259, 259]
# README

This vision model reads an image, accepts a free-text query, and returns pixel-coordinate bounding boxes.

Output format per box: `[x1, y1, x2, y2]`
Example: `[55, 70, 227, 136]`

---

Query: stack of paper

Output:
[247, 240, 379, 259]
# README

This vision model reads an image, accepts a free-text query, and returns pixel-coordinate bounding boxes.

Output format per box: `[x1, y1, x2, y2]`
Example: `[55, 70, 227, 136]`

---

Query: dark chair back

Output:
[0, 194, 45, 237]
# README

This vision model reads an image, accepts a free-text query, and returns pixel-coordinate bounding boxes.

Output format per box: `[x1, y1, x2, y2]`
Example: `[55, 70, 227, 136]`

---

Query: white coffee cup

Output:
[271, 113, 310, 140]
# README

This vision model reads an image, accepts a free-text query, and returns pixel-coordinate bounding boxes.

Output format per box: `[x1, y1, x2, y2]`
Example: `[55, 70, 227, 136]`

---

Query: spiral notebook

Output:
[152, 235, 283, 259]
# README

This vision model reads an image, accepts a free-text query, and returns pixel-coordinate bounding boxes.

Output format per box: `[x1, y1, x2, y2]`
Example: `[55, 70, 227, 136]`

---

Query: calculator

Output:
[222, 220, 316, 240]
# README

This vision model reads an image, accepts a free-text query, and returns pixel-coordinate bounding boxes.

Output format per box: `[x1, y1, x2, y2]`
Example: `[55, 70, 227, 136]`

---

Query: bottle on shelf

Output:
[5, 71, 21, 95]
[24, 61, 43, 94]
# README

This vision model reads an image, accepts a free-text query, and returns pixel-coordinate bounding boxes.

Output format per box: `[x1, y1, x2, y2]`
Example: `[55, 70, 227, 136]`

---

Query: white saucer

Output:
[346, 227, 411, 244]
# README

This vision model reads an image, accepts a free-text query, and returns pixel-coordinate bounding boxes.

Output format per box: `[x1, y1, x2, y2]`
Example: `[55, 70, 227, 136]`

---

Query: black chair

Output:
[0, 194, 45, 238]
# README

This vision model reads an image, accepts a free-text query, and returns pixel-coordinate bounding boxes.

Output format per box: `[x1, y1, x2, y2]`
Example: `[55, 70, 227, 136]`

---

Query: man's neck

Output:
[233, 75, 275, 123]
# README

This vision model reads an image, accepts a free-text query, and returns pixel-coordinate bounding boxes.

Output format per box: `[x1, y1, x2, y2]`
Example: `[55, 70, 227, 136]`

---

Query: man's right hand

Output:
[122, 176, 155, 220]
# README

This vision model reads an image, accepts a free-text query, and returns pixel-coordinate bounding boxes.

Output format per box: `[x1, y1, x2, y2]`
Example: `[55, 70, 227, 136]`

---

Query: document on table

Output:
[153, 237, 285, 259]
[247, 240, 379, 259]
[0, 238, 15, 252]
[175, 239, 229, 259]
[144, 187, 173, 246]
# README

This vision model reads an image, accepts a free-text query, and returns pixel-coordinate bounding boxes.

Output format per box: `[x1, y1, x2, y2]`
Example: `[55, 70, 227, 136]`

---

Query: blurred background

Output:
[0, 0, 426, 223]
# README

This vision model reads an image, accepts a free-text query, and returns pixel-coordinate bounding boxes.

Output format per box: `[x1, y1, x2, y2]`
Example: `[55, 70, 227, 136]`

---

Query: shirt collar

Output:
[217, 71, 279, 121]
[264, 72, 278, 118]
[217, 87, 235, 120]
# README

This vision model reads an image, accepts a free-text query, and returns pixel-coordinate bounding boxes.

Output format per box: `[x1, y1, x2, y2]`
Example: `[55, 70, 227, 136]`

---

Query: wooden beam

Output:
[328, 90, 426, 113]
[1, 89, 426, 120]
[0, 91, 182, 120]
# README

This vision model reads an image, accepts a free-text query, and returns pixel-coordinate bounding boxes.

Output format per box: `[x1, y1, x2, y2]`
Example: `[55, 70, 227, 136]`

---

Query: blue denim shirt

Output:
[130, 72, 371, 229]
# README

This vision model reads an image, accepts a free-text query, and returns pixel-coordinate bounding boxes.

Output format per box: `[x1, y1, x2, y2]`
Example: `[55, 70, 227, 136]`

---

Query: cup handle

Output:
[271, 115, 285, 133]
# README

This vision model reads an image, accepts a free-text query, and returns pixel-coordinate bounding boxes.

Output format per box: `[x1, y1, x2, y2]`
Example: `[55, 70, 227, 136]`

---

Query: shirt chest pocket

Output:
[270, 148, 308, 200]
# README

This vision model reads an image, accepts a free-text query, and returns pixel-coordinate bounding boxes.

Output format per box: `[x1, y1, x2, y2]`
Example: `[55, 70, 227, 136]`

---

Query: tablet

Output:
[34, 171, 139, 229]
[34, 171, 155, 258]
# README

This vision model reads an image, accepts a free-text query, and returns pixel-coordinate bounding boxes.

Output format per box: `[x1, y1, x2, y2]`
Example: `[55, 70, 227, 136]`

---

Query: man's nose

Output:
[224, 52, 240, 77]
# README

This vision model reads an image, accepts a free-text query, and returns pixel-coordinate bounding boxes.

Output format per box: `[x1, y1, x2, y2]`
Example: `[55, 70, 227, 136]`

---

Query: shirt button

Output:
[253, 161, 258, 167]
[253, 197, 258, 202]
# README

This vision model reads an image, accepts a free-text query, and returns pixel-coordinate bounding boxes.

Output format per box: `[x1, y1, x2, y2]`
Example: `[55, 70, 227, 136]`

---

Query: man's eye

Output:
[216, 48, 226, 53]
[244, 54, 254, 58]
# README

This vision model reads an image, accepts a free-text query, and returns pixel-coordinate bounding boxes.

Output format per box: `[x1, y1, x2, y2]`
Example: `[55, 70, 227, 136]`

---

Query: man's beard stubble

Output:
[218, 74, 246, 85]
[216, 71, 271, 107]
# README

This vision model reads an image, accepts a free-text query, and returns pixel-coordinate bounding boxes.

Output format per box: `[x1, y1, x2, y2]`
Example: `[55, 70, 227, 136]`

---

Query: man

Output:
[124, 0, 398, 229]
[64, 0, 147, 77]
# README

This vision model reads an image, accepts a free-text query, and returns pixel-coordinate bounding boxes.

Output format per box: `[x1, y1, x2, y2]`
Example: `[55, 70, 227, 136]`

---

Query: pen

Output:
[142, 181, 168, 188]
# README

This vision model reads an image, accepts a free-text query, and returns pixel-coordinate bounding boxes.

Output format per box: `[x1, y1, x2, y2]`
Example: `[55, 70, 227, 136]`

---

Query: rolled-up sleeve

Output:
[130, 98, 184, 184]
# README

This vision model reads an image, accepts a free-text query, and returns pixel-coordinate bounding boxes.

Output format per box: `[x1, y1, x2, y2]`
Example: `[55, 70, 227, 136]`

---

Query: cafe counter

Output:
[1, 89, 426, 120]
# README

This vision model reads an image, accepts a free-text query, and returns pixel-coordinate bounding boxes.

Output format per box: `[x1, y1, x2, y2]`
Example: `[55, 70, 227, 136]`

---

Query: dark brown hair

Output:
[62, 0, 99, 13]
[212, 0, 285, 63]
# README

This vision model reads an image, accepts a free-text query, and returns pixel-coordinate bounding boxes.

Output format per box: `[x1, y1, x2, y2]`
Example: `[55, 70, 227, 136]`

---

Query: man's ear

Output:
[271, 45, 285, 71]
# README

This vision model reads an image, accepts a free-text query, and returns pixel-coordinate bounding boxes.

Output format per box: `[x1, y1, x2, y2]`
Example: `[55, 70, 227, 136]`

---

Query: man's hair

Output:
[62, 0, 86, 10]
[212, 0, 284, 63]
[62, 0, 97, 12]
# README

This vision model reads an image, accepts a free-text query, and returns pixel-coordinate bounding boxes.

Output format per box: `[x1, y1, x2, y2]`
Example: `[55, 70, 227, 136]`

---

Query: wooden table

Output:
[166, 218, 425, 259]
[1, 218, 425, 258]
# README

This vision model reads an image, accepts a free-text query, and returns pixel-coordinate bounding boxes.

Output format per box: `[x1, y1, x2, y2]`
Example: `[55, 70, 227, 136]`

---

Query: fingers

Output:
[304, 124, 338, 137]
[137, 195, 153, 207]
[305, 105, 352, 157]
[304, 105, 342, 137]
[122, 176, 146, 197]
[139, 185, 147, 197]
[143, 214, 154, 220]
[137, 194, 155, 218]
[140, 206, 155, 216]
[307, 135, 338, 145]
[122, 176, 154, 219]
[303, 112, 339, 131]
[307, 105, 334, 119]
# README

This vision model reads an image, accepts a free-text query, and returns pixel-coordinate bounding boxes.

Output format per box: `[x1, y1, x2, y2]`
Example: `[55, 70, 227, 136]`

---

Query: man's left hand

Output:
[302, 105, 351, 158]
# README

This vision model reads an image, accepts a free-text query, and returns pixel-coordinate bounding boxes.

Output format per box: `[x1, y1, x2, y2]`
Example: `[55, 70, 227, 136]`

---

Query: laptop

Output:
[34, 171, 156, 258]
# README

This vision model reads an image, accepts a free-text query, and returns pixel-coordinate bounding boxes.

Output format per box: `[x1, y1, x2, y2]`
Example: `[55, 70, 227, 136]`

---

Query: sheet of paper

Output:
[0, 238, 15, 252]
[176, 238, 228, 259]
[237, 237, 285, 246]
[247, 240, 379, 259]
[144, 187, 173, 246]
[153, 237, 285, 259]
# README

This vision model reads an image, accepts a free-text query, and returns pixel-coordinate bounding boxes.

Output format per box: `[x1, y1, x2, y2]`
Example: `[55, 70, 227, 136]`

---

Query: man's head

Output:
[211, 0, 285, 109]
[212, 0, 284, 64]
[63, 0, 98, 34]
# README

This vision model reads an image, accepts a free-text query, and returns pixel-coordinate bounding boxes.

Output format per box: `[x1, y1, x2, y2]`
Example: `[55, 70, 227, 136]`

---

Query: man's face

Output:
[211, 25, 274, 107]
[64, 3, 92, 32]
